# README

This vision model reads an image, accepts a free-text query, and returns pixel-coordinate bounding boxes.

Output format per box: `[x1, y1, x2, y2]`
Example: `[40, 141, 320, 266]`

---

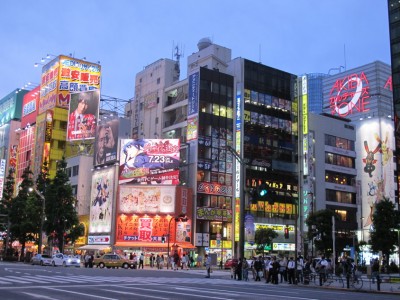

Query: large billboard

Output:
[119, 139, 180, 185]
[67, 90, 100, 141]
[39, 56, 101, 114]
[89, 167, 115, 234]
[357, 118, 396, 231]
[119, 185, 176, 214]
[94, 117, 119, 166]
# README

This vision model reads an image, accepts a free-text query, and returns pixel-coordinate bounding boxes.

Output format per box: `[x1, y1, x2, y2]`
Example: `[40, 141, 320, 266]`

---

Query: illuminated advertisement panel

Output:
[89, 168, 115, 234]
[119, 185, 176, 214]
[357, 118, 396, 233]
[67, 90, 100, 141]
[21, 86, 40, 127]
[234, 91, 242, 242]
[186, 115, 198, 141]
[119, 139, 180, 185]
[94, 117, 119, 166]
[38, 56, 101, 114]
[58, 56, 101, 109]
[188, 72, 199, 117]
[39, 58, 59, 114]
[116, 214, 191, 243]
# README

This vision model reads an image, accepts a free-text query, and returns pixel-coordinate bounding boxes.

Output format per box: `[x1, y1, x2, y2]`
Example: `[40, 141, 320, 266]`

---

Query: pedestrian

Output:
[317, 256, 329, 286]
[279, 256, 288, 283]
[254, 256, 263, 281]
[270, 256, 280, 284]
[181, 254, 189, 270]
[371, 258, 379, 284]
[150, 253, 154, 268]
[84, 253, 90, 268]
[287, 257, 296, 284]
[173, 250, 180, 271]
[242, 257, 249, 281]
[156, 255, 160, 269]
[197, 255, 203, 268]
[205, 254, 212, 278]
[139, 253, 144, 269]
[236, 258, 243, 280]
[296, 255, 304, 283]
[160, 254, 165, 269]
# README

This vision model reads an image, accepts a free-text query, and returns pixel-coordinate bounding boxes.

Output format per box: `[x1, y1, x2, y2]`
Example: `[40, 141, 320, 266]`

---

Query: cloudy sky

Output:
[0, 0, 390, 101]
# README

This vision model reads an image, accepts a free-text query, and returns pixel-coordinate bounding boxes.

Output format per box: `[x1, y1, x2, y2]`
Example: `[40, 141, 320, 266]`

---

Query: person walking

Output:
[205, 254, 212, 278]
[139, 253, 144, 269]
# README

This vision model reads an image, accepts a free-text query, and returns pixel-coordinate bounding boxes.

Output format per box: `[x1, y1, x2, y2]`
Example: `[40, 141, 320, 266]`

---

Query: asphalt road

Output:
[0, 262, 398, 300]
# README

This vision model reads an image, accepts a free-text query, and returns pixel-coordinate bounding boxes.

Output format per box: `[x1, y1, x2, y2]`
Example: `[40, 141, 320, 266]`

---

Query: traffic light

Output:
[257, 183, 268, 199]
[284, 226, 289, 239]
[161, 235, 165, 243]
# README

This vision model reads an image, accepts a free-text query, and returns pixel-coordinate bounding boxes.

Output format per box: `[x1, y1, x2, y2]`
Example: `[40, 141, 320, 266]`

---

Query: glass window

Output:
[72, 165, 79, 176]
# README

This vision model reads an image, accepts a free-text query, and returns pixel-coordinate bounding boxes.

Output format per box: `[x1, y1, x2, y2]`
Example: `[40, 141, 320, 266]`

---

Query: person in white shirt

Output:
[287, 257, 296, 284]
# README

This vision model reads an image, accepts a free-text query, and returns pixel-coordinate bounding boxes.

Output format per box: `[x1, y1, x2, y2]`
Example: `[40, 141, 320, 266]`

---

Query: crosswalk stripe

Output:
[0, 275, 244, 286]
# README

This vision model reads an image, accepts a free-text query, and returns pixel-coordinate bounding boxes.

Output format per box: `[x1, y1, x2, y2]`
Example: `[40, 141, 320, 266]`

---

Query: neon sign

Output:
[384, 75, 392, 91]
[329, 72, 370, 117]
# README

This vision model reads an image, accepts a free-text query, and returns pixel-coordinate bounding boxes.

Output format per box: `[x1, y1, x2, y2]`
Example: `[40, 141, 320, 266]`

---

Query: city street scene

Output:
[0, 0, 400, 299]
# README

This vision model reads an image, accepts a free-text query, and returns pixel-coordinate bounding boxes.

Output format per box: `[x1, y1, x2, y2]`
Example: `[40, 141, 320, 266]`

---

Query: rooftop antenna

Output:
[344, 44, 347, 71]
[259, 44, 262, 64]
[172, 42, 183, 81]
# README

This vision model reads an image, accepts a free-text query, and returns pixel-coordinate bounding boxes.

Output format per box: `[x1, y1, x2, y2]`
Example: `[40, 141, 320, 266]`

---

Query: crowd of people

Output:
[228, 254, 333, 284]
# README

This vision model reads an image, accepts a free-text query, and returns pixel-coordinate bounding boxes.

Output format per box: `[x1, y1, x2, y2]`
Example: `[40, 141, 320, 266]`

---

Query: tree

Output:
[306, 209, 336, 257]
[254, 227, 278, 257]
[369, 198, 400, 267]
[8, 166, 41, 261]
[0, 168, 15, 255]
[43, 157, 83, 253]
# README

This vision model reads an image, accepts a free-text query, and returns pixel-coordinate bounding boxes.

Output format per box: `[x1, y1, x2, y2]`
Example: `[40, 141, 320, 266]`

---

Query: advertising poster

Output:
[58, 56, 101, 109]
[38, 58, 59, 114]
[119, 139, 180, 185]
[119, 185, 175, 214]
[89, 168, 115, 234]
[67, 90, 100, 141]
[94, 117, 119, 166]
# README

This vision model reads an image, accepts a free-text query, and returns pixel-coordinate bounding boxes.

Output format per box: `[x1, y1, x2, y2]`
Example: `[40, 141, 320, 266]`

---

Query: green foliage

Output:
[8, 166, 41, 259]
[0, 168, 15, 232]
[254, 227, 278, 256]
[306, 209, 336, 256]
[369, 198, 400, 265]
[43, 157, 81, 253]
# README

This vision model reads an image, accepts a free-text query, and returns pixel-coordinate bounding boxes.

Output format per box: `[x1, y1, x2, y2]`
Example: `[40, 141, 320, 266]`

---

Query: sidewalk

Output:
[160, 267, 400, 294]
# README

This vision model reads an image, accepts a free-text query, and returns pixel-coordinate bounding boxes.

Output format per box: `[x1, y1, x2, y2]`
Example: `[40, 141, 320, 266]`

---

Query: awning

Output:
[77, 245, 111, 251]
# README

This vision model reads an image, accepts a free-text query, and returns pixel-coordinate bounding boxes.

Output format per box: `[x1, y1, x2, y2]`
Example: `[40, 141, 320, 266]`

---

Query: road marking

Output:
[101, 289, 170, 300]
[42, 286, 119, 300]
[21, 292, 61, 300]
[120, 285, 236, 300]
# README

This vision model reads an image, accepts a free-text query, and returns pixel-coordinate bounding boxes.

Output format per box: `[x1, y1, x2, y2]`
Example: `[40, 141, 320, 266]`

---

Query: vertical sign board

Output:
[0, 159, 5, 199]
[302, 76, 309, 176]
[234, 92, 242, 242]
[187, 72, 199, 142]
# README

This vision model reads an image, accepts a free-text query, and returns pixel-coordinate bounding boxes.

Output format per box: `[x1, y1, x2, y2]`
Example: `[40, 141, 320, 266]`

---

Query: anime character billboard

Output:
[89, 168, 115, 234]
[119, 139, 180, 185]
